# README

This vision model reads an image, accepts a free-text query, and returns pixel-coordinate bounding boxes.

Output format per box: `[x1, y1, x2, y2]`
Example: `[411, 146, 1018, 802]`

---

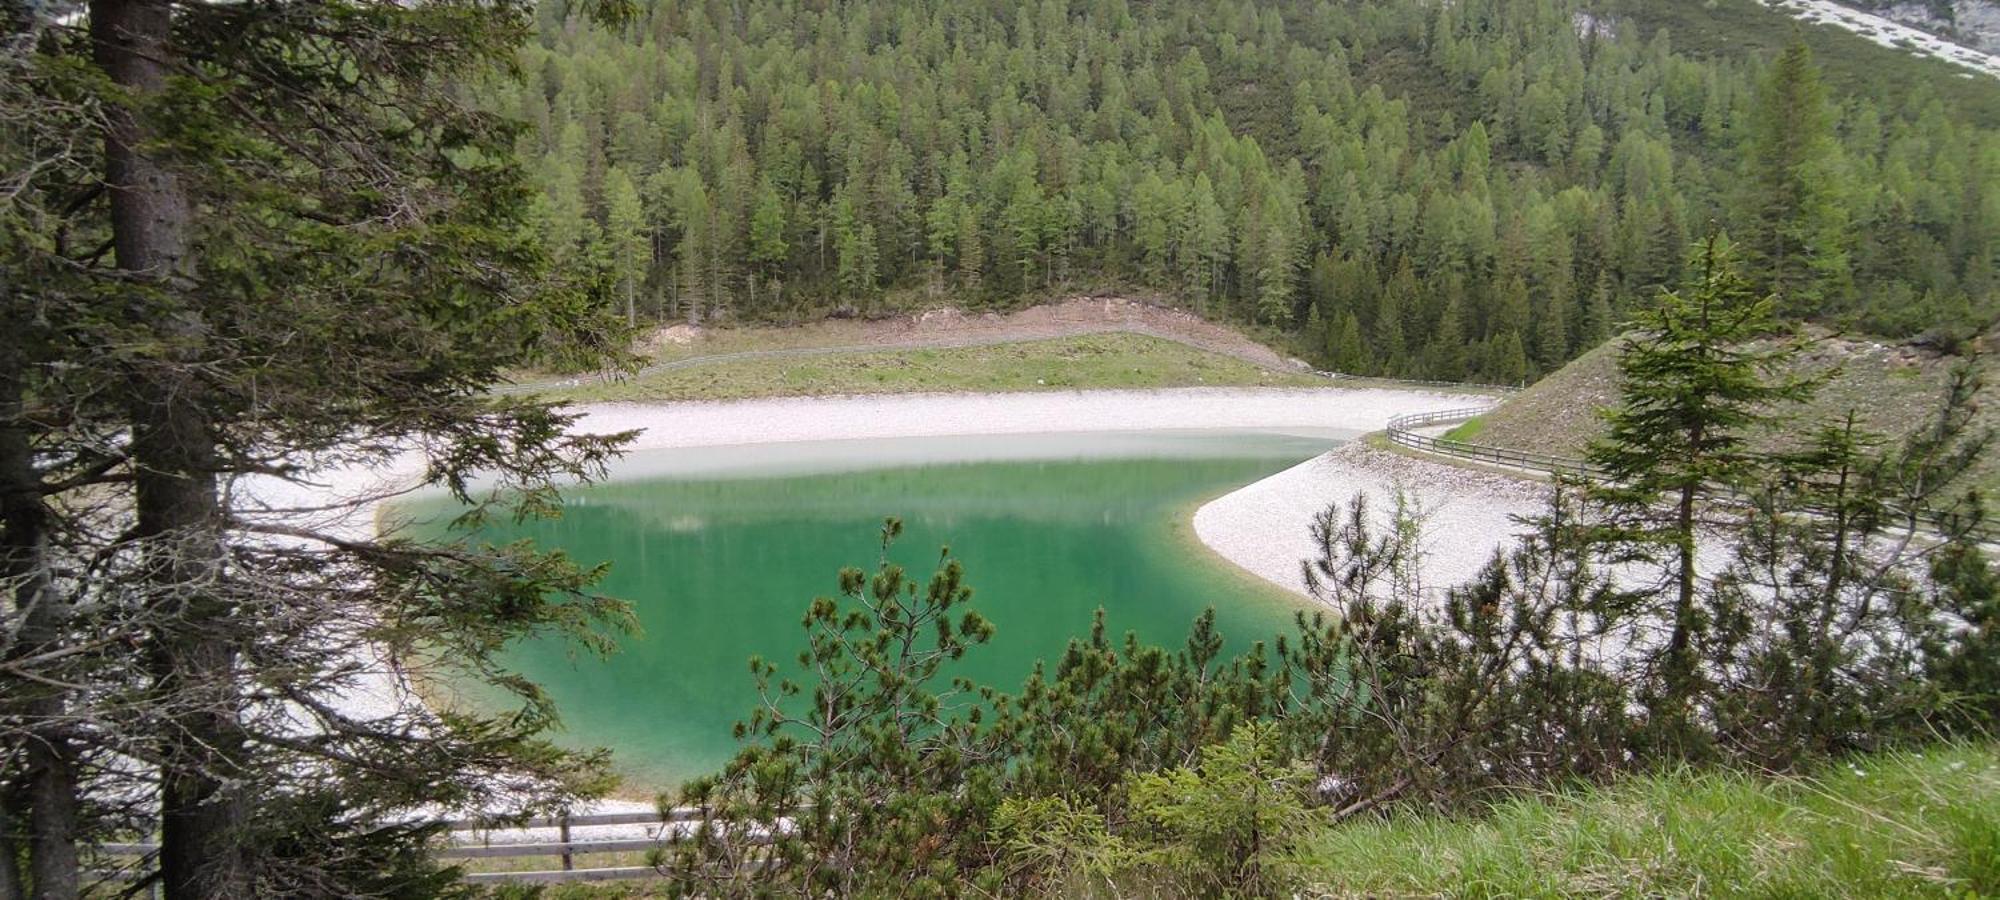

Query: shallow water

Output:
[401, 430, 1337, 789]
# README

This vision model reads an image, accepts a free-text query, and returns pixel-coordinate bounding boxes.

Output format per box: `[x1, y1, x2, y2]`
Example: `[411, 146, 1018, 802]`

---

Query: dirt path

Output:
[505, 296, 1307, 395]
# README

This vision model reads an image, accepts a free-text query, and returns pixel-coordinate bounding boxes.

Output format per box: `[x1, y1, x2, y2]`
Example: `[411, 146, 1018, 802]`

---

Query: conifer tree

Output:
[604, 167, 650, 325]
[1428, 294, 1469, 380]
[1578, 272, 1618, 352]
[1745, 41, 1850, 313]
[748, 178, 790, 305]
[1585, 237, 1813, 739]
[1487, 330, 1531, 385]
[4, 3, 634, 895]
[1534, 290, 1572, 371]
[1331, 312, 1370, 374]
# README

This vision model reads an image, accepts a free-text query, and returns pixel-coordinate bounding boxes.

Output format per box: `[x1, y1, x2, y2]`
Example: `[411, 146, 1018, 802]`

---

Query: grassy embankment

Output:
[1296, 742, 2000, 898]
[1440, 416, 1487, 443]
[1465, 330, 2000, 494]
[535, 332, 1326, 404]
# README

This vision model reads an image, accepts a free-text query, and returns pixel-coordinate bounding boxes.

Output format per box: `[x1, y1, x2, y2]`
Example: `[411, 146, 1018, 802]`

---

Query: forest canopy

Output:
[494, 0, 2000, 384]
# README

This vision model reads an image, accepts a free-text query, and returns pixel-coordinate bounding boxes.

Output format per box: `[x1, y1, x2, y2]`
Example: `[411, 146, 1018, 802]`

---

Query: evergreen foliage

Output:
[2, 2, 634, 897]
[1585, 237, 1816, 733]
[502, 1, 2000, 380]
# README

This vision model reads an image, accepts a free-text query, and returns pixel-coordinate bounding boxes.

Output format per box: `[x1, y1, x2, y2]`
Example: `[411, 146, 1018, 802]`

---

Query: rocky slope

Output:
[1858, 0, 2000, 54]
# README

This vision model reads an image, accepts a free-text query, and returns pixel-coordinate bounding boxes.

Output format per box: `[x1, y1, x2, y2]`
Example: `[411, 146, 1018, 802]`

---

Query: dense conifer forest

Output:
[498, 0, 2000, 383]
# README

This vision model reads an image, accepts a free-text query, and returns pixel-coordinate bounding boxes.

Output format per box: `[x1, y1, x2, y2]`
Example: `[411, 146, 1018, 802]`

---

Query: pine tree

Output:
[1534, 289, 1571, 371]
[1182, 175, 1229, 304]
[835, 195, 881, 301]
[956, 204, 985, 296]
[924, 193, 961, 294]
[1745, 41, 1850, 314]
[1585, 237, 1813, 740]
[1578, 272, 1617, 351]
[748, 178, 790, 305]
[1374, 289, 1408, 376]
[1331, 311, 1370, 374]
[1428, 294, 1468, 379]
[1256, 220, 1300, 325]
[604, 167, 650, 326]
[5, 3, 633, 895]
[1487, 330, 1530, 385]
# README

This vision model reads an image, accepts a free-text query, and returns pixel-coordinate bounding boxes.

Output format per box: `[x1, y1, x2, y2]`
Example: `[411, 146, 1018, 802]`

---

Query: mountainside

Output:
[1852, 0, 2000, 55]
[493, 0, 2000, 386]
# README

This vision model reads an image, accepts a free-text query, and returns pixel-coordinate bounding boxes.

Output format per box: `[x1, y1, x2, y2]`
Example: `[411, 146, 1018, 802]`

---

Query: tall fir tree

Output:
[1585, 237, 1814, 743]
[1744, 41, 1850, 314]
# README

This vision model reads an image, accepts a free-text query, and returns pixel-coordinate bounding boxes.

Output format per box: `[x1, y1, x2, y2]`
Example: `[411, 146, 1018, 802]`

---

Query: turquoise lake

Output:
[402, 430, 1338, 789]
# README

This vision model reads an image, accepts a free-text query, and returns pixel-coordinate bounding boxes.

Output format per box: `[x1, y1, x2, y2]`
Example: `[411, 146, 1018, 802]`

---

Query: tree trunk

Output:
[1667, 480, 1698, 704]
[0, 801, 23, 900]
[0, 345, 77, 900]
[91, 1, 249, 896]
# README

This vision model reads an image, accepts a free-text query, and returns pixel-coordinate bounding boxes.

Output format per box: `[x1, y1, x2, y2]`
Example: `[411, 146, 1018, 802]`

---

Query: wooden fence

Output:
[1383, 407, 1602, 479]
[1385, 407, 1998, 545]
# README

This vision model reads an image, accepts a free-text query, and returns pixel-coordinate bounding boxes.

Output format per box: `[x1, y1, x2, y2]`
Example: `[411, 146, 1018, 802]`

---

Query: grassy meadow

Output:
[1294, 743, 2000, 898]
[536, 333, 1326, 404]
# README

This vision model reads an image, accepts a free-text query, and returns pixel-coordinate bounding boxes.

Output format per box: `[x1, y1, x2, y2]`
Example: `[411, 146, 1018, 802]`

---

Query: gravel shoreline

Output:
[571, 385, 1475, 451]
[1194, 442, 1549, 599]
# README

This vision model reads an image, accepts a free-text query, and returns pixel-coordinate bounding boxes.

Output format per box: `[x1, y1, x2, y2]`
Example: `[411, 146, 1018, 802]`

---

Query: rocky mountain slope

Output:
[1854, 0, 2000, 54]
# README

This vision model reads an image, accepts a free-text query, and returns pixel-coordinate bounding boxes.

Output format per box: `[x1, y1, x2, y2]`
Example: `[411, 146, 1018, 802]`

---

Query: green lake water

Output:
[400, 430, 1338, 789]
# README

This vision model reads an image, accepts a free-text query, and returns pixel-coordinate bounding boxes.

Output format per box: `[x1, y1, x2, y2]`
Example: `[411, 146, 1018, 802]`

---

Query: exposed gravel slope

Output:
[1194, 443, 1550, 598]
[572, 386, 1465, 451]
[1771, 0, 2000, 77]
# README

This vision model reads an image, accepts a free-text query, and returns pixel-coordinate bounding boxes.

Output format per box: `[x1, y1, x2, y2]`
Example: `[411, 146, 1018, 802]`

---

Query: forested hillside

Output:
[489, 0, 2000, 383]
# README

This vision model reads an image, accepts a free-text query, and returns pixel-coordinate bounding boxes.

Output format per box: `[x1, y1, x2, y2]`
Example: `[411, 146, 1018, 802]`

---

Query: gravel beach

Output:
[1193, 442, 1550, 599]
[573, 385, 1474, 451]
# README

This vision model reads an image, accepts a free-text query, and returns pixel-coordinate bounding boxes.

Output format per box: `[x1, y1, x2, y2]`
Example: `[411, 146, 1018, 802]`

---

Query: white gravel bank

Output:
[573, 385, 1474, 452]
[1195, 442, 1549, 599]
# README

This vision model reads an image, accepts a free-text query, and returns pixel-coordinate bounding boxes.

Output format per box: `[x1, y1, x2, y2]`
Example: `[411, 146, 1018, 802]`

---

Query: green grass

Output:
[539, 333, 1325, 403]
[1292, 743, 2000, 898]
[1441, 416, 1487, 442]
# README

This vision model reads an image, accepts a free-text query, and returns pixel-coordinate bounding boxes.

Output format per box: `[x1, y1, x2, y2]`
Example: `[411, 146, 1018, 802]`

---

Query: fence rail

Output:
[1384, 408, 2000, 546]
[1383, 407, 1603, 479]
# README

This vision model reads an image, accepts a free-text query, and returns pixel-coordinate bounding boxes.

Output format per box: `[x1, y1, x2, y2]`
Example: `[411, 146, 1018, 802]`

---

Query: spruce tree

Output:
[1332, 312, 1369, 374]
[1578, 272, 1617, 352]
[748, 178, 790, 304]
[1534, 289, 1572, 371]
[1428, 294, 1469, 380]
[604, 166, 650, 325]
[1745, 41, 1850, 314]
[4, 2, 634, 895]
[1585, 237, 1813, 741]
